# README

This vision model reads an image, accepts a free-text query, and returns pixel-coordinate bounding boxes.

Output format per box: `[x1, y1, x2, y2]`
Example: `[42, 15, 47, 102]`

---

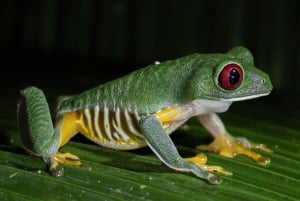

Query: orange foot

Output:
[185, 153, 232, 176]
[44, 152, 83, 177]
[196, 134, 272, 166]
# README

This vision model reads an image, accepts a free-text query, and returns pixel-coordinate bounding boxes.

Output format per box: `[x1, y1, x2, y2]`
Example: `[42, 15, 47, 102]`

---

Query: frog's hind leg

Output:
[196, 113, 271, 166]
[18, 87, 60, 158]
[18, 87, 61, 173]
[18, 86, 82, 176]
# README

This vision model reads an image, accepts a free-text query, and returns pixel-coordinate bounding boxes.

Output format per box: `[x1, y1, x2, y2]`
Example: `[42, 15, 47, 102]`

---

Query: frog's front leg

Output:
[139, 115, 225, 184]
[197, 113, 271, 166]
[18, 86, 81, 176]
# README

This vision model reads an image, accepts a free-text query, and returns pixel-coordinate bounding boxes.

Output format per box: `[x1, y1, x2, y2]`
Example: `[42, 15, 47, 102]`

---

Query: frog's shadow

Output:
[93, 147, 174, 174]
[72, 128, 213, 175]
[81, 145, 207, 176]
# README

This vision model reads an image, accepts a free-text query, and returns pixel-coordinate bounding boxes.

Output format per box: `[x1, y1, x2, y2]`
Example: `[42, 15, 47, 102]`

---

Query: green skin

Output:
[17, 47, 273, 184]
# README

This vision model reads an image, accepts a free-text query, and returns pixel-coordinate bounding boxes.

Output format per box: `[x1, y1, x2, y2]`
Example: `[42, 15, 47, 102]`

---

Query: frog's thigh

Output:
[197, 113, 271, 166]
[18, 87, 60, 157]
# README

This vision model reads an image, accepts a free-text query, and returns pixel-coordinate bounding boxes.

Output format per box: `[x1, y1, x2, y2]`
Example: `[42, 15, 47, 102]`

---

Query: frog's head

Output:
[187, 46, 273, 102]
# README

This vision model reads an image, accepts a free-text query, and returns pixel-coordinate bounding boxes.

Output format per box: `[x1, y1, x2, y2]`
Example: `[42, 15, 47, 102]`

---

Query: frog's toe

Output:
[43, 156, 64, 177]
[196, 136, 236, 158]
[49, 162, 64, 177]
[52, 152, 82, 166]
[235, 137, 273, 153]
[208, 174, 222, 185]
[185, 153, 232, 176]
[233, 137, 271, 166]
[196, 134, 271, 166]
[256, 156, 271, 167]
[44, 152, 84, 176]
[185, 153, 207, 166]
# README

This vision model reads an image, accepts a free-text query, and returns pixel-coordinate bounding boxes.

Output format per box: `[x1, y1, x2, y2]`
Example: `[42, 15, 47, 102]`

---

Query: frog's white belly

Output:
[160, 99, 232, 134]
[192, 99, 233, 114]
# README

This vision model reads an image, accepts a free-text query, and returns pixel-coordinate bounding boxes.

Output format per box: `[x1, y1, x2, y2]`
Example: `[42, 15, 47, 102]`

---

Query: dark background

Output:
[1, 0, 300, 97]
[0, 2, 300, 200]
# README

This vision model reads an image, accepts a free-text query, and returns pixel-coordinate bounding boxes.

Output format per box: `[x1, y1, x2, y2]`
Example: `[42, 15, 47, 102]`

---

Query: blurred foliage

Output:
[0, 0, 300, 96]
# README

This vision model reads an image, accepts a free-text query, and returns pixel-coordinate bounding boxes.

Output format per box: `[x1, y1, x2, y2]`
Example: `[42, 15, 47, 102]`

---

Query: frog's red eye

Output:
[218, 63, 243, 90]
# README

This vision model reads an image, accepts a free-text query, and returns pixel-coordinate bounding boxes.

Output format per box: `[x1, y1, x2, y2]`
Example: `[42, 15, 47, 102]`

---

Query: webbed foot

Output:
[185, 153, 232, 176]
[44, 152, 83, 177]
[196, 133, 271, 166]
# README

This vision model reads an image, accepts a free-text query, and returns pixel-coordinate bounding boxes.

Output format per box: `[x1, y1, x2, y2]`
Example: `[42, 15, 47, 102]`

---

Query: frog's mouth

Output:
[219, 91, 271, 102]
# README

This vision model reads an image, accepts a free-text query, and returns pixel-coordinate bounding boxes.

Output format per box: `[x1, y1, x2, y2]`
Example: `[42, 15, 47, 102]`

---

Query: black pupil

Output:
[229, 69, 240, 85]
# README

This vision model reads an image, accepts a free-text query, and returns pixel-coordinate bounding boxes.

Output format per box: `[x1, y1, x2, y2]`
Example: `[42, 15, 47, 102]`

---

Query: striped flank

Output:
[78, 105, 147, 150]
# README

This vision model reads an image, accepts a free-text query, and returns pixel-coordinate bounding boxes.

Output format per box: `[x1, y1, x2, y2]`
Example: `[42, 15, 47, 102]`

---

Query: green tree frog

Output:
[17, 47, 273, 184]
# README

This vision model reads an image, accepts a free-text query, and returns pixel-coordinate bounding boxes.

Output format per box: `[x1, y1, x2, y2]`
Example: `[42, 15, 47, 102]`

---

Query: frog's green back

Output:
[56, 46, 272, 116]
[57, 53, 219, 115]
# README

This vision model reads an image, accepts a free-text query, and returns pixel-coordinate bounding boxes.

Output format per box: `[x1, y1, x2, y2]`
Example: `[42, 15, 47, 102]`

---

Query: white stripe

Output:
[112, 120, 130, 141]
[93, 105, 102, 139]
[104, 106, 114, 141]
[84, 108, 92, 130]
[220, 92, 270, 101]
[124, 109, 143, 137]
[113, 107, 132, 141]
[115, 107, 121, 127]
[113, 132, 120, 140]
